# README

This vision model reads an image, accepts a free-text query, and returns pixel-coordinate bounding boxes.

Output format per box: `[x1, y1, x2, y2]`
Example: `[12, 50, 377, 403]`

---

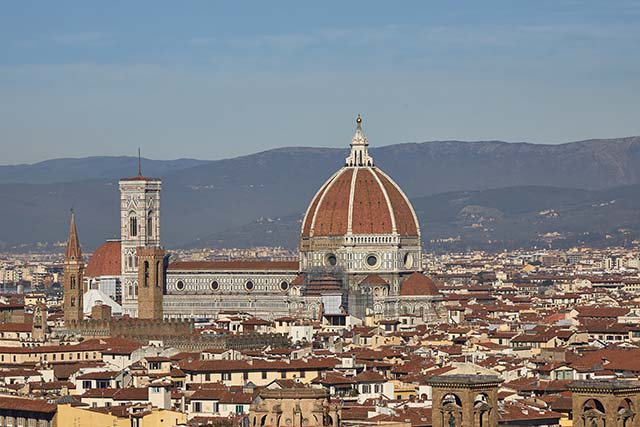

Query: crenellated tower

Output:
[119, 156, 162, 317]
[137, 246, 166, 320]
[63, 210, 84, 324]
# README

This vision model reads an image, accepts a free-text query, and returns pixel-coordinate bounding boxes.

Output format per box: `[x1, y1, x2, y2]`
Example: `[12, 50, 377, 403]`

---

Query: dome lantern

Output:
[346, 114, 374, 167]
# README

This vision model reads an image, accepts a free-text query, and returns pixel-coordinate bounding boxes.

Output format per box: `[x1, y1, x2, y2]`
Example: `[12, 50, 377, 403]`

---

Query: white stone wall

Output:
[166, 271, 297, 294]
[164, 270, 297, 319]
[300, 234, 421, 295]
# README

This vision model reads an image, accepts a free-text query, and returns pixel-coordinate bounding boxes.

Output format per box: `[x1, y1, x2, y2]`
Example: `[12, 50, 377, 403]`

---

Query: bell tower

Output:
[137, 247, 166, 320]
[32, 304, 48, 341]
[119, 151, 162, 317]
[63, 210, 84, 325]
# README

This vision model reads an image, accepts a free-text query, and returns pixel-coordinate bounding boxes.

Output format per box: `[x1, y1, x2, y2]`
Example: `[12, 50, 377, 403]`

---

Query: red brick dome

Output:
[85, 240, 121, 277]
[400, 272, 439, 296]
[301, 166, 420, 238]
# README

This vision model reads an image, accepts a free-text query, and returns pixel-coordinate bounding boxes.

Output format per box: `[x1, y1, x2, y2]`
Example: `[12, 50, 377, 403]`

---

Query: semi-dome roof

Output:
[85, 240, 121, 277]
[301, 116, 420, 239]
[400, 272, 439, 296]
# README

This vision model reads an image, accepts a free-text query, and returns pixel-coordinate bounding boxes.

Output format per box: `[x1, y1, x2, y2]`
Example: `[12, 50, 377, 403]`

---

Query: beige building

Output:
[249, 388, 340, 427]
[57, 403, 186, 427]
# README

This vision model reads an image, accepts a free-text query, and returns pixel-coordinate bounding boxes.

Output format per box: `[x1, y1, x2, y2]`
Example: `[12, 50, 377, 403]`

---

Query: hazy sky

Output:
[1, 1, 640, 164]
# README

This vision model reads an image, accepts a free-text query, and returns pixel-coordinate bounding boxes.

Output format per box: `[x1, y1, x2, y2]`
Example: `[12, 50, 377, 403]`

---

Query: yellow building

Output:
[57, 403, 187, 427]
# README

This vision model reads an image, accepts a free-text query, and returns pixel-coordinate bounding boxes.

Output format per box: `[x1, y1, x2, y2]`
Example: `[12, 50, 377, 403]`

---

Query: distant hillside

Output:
[2, 136, 640, 251]
[411, 185, 640, 251]
[0, 157, 208, 184]
[187, 185, 640, 252]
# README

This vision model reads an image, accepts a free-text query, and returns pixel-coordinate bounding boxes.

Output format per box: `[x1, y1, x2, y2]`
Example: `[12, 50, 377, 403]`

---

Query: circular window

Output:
[245, 281, 254, 291]
[404, 253, 414, 269]
[210, 281, 219, 291]
[176, 280, 185, 291]
[280, 281, 289, 291]
[366, 254, 379, 267]
[325, 254, 337, 267]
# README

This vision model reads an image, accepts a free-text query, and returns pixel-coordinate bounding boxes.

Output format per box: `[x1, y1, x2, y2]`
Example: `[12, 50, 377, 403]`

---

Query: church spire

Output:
[345, 114, 374, 167]
[65, 209, 82, 261]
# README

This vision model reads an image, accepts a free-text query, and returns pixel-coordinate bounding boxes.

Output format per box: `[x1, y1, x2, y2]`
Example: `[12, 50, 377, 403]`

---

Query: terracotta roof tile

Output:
[400, 273, 439, 296]
[359, 274, 389, 286]
[0, 395, 56, 413]
[302, 167, 420, 238]
[168, 261, 299, 271]
[352, 169, 393, 234]
[374, 169, 419, 236]
[0, 322, 32, 333]
[85, 240, 121, 277]
[312, 168, 353, 236]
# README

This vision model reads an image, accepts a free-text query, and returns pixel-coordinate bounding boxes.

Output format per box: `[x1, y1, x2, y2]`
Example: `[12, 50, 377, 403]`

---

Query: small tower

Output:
[137, 247, 166, 320]
[119, 151, 162, 317]
[427, 374, 503, 427]
[32, 304, 48, 341]
[249, 388, 340, 427]
[568, 380, 640, 427]
[63, 210, 84, 325]
[345, 114, 374, 167]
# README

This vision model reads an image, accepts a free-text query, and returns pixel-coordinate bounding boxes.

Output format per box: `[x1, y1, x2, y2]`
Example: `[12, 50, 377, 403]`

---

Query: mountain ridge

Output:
[187, 184, 640, 253]
[2, 135, 640, 251]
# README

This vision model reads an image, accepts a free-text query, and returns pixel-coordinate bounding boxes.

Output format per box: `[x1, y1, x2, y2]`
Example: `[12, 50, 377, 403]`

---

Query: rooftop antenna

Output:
[138, 148, 142, 176]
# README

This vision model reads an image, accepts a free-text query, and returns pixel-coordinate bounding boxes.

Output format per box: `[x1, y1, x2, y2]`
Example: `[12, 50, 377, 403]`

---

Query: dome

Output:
[301, 167, 419, 238]
[301, 116, 419, 239]
[85, 240, 121, 277]
[400, 272, 439, 296]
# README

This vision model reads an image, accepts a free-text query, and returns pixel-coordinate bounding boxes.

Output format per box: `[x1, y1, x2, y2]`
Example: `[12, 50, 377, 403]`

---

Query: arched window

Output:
[582, 399, 607, 427]
[70, 297, 76, 307]
[70, 276, 75, 289]
[129, 215, 138, 237]
[147, 212, 153, 237]
[143, 261, 149, 287]
[156, 261, 161, 287]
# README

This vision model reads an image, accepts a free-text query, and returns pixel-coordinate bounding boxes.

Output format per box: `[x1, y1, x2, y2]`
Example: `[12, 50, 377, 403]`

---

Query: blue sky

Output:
[1, 1, 639, 164]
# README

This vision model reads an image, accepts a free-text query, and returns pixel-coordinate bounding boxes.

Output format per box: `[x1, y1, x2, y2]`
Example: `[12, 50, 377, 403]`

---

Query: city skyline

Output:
[3, 4, 640, 427]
